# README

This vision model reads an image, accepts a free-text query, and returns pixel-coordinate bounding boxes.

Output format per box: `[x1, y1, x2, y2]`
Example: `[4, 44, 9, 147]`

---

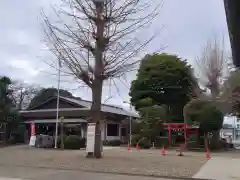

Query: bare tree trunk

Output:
[91, 79, 103, 158]
[42, 0, 162, 158]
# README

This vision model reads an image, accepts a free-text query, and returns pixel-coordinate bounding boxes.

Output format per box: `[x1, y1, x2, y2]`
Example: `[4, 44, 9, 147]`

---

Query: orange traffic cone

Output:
[128, 143, 131, 151]
[136, 143, 139, 150]
[178, 144, 184, 156]
[205, 149, 211, 160]
[161, 145, 166, 156]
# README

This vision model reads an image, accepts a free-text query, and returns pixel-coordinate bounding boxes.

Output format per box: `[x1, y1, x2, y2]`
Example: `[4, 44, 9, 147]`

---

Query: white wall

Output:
[101, 123, 105, 141]
[220, 128, 233, 138]
[224, 116, 238, 128]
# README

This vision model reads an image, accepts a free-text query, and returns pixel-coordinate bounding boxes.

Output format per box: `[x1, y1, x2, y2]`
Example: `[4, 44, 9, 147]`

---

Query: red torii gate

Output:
[163, 123, 198, 145]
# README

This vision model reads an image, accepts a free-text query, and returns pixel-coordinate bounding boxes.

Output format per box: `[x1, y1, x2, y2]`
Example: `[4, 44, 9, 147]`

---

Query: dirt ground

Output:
[0, 145, 209, 178]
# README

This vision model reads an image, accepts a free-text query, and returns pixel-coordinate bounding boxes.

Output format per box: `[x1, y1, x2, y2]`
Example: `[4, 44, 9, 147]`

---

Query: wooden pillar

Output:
[104, 122, 107, 141]
[168, 125, 171, 146]
[119, 123, 122, 141]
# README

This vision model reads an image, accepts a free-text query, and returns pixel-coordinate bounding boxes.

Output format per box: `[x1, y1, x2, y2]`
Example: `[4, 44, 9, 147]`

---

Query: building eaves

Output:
[61, 96, 140, 118]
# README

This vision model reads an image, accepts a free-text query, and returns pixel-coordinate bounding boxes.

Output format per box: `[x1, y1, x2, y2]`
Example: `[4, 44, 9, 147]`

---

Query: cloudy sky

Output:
[0, 0, 231, 109]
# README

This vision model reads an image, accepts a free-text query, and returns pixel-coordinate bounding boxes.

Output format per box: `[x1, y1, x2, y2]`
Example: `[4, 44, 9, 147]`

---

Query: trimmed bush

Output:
[7, 125, 26, 144]
[187, 141, 200, 149]
[209, 139, 227, 151]
[138, 137, 151, 149]
[155, 136, 169, 148]
[131, 134, 142, 146]
[64, 135, 85, 149]
[189, 135, 198, 142]
[106, 140, 121, 146]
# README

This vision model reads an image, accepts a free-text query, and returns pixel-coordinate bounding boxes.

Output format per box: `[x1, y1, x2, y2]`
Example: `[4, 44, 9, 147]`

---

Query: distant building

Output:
[222, 116, 240, 140]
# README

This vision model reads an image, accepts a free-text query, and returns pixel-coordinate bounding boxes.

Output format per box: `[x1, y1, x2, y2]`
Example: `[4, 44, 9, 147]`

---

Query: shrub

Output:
[102, 140, 108, 146]
[155, 136, 169, 148]
[8, 125, 26, 144]
[209, 139, 226, 151]
[138, 137, 151, 149]
[107, 140, 121, 146]
[64, 135, 85, 149]
[189, 135, 198, 142]
[187, 141, 200, 149]
[131, 134, 142, 146]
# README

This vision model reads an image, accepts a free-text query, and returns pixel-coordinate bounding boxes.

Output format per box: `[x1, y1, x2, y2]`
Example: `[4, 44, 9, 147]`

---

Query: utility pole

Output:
[123, 101, 132, 146]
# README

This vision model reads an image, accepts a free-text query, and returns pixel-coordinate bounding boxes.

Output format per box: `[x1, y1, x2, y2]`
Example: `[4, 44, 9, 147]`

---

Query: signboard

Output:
[86, 123, 96, 153]
[29, 136, 36, 146]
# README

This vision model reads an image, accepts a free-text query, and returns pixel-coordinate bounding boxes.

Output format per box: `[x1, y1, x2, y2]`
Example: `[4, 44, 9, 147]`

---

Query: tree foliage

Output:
[0, 76, 23, 143]
[28, 88, 73, 109]
[184, 99, 224, 132]
[0, 76, 15, 122]
[130, 53, 197, 122]
[184, 98, 224, 150]
[221, 70, 240, 116]
[138, 104, 168, 140]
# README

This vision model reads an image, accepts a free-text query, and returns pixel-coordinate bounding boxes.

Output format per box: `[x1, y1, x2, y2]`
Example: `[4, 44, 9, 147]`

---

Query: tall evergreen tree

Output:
[130, 53, 198, 122]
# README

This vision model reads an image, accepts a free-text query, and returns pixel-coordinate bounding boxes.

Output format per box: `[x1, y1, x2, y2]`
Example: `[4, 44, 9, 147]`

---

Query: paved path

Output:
[0, 166, 177, 180]
[193, 157, 240, 180]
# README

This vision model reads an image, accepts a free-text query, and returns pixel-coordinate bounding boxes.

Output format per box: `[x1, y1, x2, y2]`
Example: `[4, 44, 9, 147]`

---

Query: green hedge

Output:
[63, 135, 86, 150]
[8, 125, 26, 144]
[131, 135, 151, 149]
[188, 135, 198, 142]
[103, 140, 122, 146]
[131, 134, 142, 146]
[138, 137, 151, 149]
[187, 141, 200, 149]
[155, 136, 169, 148]
[209, 139, 227, 150]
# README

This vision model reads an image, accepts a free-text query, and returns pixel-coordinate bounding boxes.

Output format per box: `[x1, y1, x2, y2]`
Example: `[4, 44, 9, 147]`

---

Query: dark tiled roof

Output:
[60, 96, 139, 118]
[25, 94, 139, 118]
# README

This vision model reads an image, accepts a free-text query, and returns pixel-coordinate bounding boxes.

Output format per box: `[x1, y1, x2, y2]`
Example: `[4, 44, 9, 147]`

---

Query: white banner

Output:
[29, 135, 36, 147]
[86, 123, 96, 153]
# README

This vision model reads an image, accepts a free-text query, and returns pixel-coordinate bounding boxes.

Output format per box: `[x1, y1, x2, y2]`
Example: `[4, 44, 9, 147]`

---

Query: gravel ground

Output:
[0, 146, 207, 178]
